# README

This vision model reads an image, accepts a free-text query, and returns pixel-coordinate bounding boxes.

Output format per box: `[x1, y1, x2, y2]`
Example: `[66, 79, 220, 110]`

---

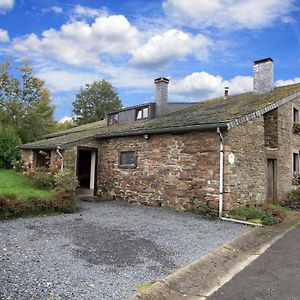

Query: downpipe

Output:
[56, 146, 64, 171]
[217, 127, 262, 227]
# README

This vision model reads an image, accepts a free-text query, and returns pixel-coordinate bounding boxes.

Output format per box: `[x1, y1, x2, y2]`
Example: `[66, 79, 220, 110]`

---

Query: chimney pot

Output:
[253, 57, 274, 95]
[224, 86, 229, 98]
[155, 77, 169, 116]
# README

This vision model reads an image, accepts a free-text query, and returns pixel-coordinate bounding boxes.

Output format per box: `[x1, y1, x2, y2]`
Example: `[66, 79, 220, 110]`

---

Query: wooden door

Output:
[267, 159, 276, 202]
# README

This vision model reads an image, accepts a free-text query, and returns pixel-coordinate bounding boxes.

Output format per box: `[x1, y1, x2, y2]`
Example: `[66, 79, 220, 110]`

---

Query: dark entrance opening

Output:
[77, 149, 92, 188]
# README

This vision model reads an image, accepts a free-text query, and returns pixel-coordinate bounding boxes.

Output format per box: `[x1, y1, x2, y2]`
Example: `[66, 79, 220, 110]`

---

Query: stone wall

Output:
[276, 95, 300, 199]
[21, 149, 35, 170]
[264, 109, 278, 148]
[97, 132, 220, 214]
[223, 117, 266, 210]
[223, 94, 300, 209]
[63, 147, 76, 172]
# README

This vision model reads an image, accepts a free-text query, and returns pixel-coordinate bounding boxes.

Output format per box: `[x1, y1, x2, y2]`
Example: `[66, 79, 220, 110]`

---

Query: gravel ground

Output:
[0, 201, 243, 300]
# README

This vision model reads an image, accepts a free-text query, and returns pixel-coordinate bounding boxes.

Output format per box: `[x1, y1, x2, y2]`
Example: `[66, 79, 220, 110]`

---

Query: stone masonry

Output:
[253, 58, 274, 94]
[97, 132, 220, 214]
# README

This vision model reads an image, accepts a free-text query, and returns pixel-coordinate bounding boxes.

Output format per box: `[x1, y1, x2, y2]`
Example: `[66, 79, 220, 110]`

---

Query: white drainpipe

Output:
[56, 146, 64, 171]
[217, 127, 262, 227]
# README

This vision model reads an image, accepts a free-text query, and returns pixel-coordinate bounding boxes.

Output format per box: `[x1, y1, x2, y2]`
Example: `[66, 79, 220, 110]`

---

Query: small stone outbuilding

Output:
[21, 58, 300, 215]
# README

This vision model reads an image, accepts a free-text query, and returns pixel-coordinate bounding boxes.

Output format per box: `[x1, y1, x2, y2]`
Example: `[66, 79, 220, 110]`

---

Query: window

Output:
[108, 113, 119, 125]
[136, 107, 149, 120]
[293, 108, 299, 122]
[119, 151, 136, 168]
[36, 150, 51, 168]
[293, 152, 299, 173]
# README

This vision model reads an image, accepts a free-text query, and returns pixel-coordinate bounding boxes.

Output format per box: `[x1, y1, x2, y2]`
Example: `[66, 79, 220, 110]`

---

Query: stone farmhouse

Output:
[20, 58, 300, 216]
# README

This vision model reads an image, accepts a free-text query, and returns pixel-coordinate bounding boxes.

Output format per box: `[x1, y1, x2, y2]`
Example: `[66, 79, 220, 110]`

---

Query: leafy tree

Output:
[72, 80, 122, 125]
[0, 60, 55, 143]
[0, 125, 21, 168]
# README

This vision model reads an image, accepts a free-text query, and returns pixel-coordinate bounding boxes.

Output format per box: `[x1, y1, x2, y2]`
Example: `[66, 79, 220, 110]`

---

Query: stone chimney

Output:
[154, 77, 169, 116]
[224, 86, 229, 98]
[253, 57, 274, 95]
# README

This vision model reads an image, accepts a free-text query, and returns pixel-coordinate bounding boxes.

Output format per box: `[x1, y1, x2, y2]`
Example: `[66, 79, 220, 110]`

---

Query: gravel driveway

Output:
[0, 201, 242, 300]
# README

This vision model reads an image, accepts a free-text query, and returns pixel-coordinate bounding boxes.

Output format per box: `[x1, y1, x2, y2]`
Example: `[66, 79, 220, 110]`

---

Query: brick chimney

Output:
[253, 57, 274, 95]
[154, 77, 169, 116]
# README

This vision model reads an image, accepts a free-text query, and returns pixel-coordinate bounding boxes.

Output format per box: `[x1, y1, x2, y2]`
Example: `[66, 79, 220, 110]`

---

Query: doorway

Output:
[76, 148, 97, 196]
[267, 158, 277, 203]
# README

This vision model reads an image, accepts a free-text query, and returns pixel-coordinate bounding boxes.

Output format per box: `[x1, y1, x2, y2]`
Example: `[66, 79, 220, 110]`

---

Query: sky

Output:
[1, 0, 300, 122]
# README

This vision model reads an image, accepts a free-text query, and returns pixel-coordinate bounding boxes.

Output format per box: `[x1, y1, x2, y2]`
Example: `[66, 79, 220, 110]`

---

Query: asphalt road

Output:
[0, 201, 242, 300]
[209, 225, 300, 300]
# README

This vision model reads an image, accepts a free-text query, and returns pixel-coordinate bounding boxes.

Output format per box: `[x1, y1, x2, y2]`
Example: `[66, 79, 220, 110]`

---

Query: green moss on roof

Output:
[46, 119, 106, 138]
[95, 82, 300, 137]
[20, 121, 105, 149]
[21, 82, 300, 149]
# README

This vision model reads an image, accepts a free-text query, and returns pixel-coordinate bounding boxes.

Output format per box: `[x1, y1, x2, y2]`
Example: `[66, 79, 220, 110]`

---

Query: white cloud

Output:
[0, 0, 14, 13]
[51, 6, 63, 14]
[59, 116, 72, 123]
[73, 4, 105, 18]
[0, 28, 9, 42]
[37, 69, 100, 92]
[130, 29, 212, 68]
[163, 0, 295, 30]
[170, 72, 253, 100]
[276, 78, 300, 86]
[12, 15, 139, 66]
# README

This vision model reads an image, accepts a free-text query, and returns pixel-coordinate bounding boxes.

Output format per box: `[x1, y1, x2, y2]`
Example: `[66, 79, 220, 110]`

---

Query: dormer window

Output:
[136, 107, 149, 120]
[108, 113, 119, 125]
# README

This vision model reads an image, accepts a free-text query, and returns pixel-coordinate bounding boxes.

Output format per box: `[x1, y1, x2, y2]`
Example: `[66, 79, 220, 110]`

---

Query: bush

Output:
[293, 122, 300, 133]
[0, 193, 77, 219]
[12, 159, 31, 173]
[53, 169, 79, 195]
[0, 126, 21, 168]
[27, 167, 56, 190]
[229, 206, 280, 225]
[285, 187, 300, 210]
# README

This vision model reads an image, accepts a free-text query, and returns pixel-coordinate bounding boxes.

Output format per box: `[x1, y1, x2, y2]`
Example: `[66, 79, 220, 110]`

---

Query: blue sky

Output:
[1, 0, 300, 122]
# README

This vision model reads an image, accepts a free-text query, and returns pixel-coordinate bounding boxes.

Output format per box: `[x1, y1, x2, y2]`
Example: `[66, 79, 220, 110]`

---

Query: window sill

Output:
[119, 164, 136, 169]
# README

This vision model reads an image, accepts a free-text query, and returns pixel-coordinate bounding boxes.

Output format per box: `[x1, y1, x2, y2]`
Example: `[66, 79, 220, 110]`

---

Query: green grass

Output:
[0, 169, 53, 200]
[229, 207, 280, 225]
[273, 203, 292, 212]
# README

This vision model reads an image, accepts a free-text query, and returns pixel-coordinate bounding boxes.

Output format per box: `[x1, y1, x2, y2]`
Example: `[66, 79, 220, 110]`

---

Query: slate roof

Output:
[20, 82, 300, 150]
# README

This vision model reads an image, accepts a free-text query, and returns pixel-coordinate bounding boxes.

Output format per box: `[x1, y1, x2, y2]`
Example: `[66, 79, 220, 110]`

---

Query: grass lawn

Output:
[0, 169, 53, 200]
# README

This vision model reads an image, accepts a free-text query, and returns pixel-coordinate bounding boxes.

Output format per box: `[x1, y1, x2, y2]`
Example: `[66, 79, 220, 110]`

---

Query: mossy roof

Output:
[21, 82, 300, 150]
[46, 119, 106, 138]
[20, 120, 106, 150]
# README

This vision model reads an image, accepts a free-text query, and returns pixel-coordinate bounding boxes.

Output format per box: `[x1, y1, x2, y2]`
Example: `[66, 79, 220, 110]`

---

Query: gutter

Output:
[216, 127, 262, 227]
[56, 146, 64, 171]
[96, 123, 228, 139]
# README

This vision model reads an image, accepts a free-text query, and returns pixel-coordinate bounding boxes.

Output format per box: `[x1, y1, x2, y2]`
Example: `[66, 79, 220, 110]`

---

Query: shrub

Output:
[293, 122, 300, 134]
[12, 159, 31, 173]
[229, 206, 280, 225]
[53, 169, 79, 195]
[285, 187, 300, 210]
[0, 193, 78, 219]
[0, 126, 21, 168]
[27, 167, 56, 190]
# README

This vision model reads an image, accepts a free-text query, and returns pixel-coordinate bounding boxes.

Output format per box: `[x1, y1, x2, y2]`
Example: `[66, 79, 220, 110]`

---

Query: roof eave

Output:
[228, 90, 300, 129]
[95, 123, 228, 139]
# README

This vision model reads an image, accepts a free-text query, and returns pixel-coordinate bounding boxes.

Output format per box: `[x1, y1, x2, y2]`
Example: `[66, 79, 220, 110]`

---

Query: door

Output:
[77, 148, 97, 195]
[267, 159, 276, 202]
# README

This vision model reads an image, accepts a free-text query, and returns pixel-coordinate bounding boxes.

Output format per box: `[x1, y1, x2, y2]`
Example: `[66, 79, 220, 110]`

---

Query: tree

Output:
[0, 60, 55, 143]
[0, 125, 21, 168]
[72, 80, 122, 125]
